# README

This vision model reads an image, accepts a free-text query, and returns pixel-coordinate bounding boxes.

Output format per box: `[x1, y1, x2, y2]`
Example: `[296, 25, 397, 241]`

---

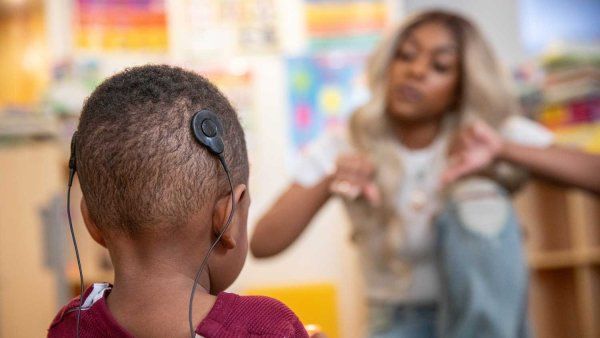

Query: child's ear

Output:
[81, 197, 107, 248]
[212, 184, 248, 250]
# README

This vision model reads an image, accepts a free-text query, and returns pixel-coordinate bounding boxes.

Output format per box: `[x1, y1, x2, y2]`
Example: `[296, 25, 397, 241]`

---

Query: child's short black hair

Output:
[76, 65, 248, 236]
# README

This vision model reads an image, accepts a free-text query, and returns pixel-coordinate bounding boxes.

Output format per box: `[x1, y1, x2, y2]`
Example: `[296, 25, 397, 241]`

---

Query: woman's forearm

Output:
[499, 142, 600, 194]
[250, 176, 334, 258]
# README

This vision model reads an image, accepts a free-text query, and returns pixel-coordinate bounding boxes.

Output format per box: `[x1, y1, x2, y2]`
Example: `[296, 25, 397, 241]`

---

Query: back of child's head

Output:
[76, 64, 248, 238]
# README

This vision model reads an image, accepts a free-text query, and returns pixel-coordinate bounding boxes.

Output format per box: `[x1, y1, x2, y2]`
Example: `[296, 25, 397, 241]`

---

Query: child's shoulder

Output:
[197, 292, 309, 337]
[47, 283, 122, 338]
[226, 292, 299, 319]
[48, 295, 82, 332]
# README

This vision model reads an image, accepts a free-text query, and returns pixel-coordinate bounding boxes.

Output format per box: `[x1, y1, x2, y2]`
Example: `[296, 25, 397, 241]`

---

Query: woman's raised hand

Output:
[443, 120, 503, 185]
[330, 154, 381, 206]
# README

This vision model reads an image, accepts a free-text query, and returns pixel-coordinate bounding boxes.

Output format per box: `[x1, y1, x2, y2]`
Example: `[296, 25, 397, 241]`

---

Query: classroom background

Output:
[0, 0, 598, 337]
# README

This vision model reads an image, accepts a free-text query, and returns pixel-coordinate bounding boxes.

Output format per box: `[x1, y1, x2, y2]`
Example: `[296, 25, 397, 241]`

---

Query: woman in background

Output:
[251, 10, 554, 338]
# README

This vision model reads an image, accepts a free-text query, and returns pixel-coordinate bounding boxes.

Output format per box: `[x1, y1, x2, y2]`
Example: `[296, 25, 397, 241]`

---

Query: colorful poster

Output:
[287, 54, 369, 152]
[195, 65, 257, 150]
[237, 0, 279, 52]
[181, 0, 238, 57]
[200, 68, 255, 122]
[305, 0, 388, 53]
[181, 0, 279, 58]
[74, 0, 168, 52]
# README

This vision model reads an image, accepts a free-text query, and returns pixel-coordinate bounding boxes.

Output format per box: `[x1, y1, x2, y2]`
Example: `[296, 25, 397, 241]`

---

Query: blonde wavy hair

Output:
[344, 10, 521, 275]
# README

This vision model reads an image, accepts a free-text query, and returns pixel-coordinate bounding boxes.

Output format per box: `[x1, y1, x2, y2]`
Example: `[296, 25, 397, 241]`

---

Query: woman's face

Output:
[386, 22, 461, 124]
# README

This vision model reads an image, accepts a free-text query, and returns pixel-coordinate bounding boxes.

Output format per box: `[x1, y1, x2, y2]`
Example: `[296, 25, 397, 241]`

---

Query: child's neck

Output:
[106, 250, 216, 337]
[392, 118, 443, 150]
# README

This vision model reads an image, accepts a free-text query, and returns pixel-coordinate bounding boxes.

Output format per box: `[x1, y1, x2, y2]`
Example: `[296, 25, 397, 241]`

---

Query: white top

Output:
[292, 116, 554, 304]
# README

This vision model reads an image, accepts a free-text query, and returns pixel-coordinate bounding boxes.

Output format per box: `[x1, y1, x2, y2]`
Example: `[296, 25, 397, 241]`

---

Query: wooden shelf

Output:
[528, 248, 600, 269]
[586, 248, 600, 265]
[529, 269, 583, 338]
[515, 180, 600, 338]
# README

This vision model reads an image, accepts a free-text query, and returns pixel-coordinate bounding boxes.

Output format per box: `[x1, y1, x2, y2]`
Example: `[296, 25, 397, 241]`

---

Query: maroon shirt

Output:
[48, 283, 309, 338]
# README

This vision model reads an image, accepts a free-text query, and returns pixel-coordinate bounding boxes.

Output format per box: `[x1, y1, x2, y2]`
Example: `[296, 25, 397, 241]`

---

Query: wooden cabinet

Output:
[515, 181, 600, 338]
[0, 141, 113, 337]
[0, 142, 62, 338]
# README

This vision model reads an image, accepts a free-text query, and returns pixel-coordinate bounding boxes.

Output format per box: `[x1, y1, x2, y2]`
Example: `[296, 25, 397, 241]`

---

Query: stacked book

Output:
[536, 49, 599, 129]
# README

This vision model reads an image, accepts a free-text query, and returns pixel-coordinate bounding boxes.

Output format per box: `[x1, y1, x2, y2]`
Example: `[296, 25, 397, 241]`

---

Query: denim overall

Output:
[436, 178, 530, 338]
[369, 178, 530, 338]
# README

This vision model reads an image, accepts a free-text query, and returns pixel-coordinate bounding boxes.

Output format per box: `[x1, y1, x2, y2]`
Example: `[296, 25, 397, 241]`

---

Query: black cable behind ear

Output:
[66, 131, 84, 338]
[68, 131, 78, 187]
[188, 109, 237, 338]
[191, 110, 225, 156]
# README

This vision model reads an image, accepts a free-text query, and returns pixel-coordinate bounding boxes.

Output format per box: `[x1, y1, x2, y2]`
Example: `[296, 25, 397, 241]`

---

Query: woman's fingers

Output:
[330, 179, 361, 199]
[442, 153, 471, 185]
[443, 120, 505, 186]
[363, 182, 382, 207]
[331, 154, 378, 204]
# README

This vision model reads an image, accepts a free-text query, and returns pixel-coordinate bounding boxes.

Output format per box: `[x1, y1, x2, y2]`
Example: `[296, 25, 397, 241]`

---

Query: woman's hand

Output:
[442, 120, 504, 185]
[330, 154, 381, 206]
